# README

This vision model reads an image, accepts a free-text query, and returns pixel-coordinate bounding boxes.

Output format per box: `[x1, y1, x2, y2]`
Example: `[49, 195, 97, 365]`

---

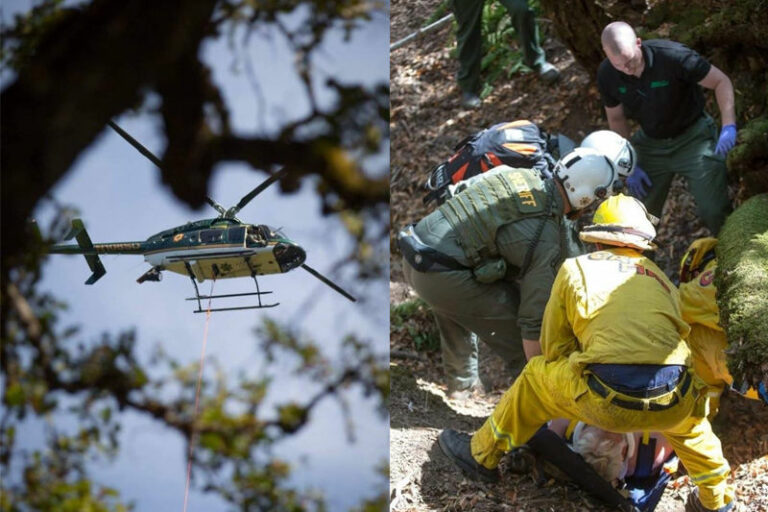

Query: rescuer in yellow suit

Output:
[680, 238, 728, 419]
[679, 238, 765, 416]
[437, 194, 735, 512]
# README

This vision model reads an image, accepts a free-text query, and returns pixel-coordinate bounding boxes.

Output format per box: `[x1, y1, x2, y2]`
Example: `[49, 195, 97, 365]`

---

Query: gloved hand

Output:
[759, 381, 768, 405]
[715, 124, 737, 156]
[626, 166, 652, 200]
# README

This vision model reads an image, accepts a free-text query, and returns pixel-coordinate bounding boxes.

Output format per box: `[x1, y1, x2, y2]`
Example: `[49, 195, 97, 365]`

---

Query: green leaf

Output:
[5, 382, 25, 406]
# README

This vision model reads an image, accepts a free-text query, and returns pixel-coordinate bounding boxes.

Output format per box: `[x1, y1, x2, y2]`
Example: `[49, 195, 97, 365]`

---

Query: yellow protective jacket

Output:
[679, 258, 720, 332]
[679, 257, 732, 392]
[541, 247, 691, 368]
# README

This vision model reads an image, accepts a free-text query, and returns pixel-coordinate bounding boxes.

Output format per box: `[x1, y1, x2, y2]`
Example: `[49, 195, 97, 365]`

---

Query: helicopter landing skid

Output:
[184, 262, 279, 313]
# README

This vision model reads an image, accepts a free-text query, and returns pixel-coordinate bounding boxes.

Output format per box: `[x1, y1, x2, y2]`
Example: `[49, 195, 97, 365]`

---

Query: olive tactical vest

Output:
[438, 167, 550, 266]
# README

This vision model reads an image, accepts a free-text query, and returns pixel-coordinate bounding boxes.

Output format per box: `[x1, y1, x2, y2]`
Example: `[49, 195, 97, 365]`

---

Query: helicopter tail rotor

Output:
[300, 264, 356, 302]
[52, 219, 107, 285]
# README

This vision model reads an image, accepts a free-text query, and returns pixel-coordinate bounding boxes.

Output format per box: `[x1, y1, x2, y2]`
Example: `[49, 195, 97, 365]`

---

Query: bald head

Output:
[602, 22, 639, 54]
[601, 22, 644, 76]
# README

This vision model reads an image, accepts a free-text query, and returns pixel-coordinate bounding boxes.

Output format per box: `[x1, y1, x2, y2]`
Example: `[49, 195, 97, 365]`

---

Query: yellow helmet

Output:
[679, 237, 718, 283]
[579, 194, 658, 250]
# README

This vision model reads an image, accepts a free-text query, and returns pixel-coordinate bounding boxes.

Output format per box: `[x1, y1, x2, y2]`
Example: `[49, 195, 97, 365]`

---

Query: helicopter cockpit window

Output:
[227, 227, 246, 244]
[200, 229, 224, 243]
[246, 226, 267, 247]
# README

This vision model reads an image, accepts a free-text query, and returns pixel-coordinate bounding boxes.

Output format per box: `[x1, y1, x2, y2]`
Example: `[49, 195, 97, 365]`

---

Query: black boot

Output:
[506, 446, 535, 474]
[685, 489, 735, 512]
[438, 429, 499, 483]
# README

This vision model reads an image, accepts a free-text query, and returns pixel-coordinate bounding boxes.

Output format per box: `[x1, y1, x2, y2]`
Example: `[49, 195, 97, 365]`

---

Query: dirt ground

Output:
[389, 1, 768, 510]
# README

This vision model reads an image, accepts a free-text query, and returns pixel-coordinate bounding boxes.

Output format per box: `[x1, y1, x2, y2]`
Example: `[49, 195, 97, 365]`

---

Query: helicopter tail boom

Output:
[51, 219, 107, 284]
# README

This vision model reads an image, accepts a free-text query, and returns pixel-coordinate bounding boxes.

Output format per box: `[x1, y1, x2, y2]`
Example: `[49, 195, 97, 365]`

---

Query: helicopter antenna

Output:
[301, 264, 356, 302]
[107, 119, 227, 216]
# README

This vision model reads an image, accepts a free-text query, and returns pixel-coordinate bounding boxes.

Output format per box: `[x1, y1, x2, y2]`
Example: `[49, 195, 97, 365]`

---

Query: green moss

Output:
[728, 117, 768, 173]
[715, 194, 768, 386]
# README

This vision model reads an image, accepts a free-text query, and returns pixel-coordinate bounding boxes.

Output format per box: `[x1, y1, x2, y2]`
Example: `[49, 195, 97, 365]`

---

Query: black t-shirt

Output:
[597, 40, 711, 139]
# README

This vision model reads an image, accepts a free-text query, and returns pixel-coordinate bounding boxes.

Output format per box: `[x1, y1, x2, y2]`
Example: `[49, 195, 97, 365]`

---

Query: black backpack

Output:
[422, 120, 568, 206]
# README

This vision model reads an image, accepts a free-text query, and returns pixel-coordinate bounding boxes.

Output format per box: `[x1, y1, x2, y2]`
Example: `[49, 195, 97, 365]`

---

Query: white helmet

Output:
[580, 130, 637, 179]
[554, 147, 617, 210]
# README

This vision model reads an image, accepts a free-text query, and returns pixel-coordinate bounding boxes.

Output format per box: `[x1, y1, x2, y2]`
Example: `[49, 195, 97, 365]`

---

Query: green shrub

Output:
[390, 299, 441, 352]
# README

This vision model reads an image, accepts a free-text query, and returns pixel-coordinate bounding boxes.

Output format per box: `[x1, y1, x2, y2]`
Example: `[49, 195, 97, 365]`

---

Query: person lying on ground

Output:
[548, 419, 674, 488]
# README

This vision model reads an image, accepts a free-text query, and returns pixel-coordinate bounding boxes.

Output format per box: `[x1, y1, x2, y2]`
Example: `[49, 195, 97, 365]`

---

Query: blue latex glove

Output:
[759, 381, 768, 405]
[715, 124, 737, 156]
[626, 165, 652, 200]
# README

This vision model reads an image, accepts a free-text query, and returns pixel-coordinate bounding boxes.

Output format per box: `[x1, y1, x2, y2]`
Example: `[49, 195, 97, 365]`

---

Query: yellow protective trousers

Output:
[688, 325, 731, 418]
[471, 356, 734, 510]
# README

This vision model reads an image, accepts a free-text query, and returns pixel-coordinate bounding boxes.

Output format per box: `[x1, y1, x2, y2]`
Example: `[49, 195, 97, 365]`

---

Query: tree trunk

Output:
[715, 194, 768, 389]
[538, 0, 645, 76]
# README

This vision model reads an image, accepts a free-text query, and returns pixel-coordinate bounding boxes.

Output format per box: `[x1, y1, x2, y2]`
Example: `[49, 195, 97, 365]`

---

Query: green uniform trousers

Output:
[632, 114, 731, 235]
[452, 0, 545, 94]
[402, 262, 527, 391]
[471, 356, 734, 510]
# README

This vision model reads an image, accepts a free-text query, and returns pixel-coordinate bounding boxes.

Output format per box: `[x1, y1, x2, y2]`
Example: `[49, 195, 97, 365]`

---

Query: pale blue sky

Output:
[3, 1, 389, 510]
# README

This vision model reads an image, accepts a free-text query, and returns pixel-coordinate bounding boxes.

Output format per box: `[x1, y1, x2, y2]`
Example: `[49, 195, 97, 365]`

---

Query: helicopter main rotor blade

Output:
[108, 120, 228, 217]
[229, 167, 290, 216]
[301, 264, 357, 302]
[108, 120, 163, 168]
[206, 197, 227, 216]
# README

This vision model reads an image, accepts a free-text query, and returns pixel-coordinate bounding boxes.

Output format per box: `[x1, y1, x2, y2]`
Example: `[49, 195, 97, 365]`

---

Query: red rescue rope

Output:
[182, 278, 215, 512]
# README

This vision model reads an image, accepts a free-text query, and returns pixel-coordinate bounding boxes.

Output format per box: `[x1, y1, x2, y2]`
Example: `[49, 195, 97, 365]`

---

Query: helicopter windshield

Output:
[266, 225, 287, 239]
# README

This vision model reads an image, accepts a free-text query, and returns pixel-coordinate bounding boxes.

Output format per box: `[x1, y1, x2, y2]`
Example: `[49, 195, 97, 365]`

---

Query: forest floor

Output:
[389, 0, 768, 510]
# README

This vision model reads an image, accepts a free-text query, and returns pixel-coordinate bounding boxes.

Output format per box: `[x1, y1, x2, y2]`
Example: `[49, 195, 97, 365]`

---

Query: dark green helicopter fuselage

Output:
[50, 217, 306, 283]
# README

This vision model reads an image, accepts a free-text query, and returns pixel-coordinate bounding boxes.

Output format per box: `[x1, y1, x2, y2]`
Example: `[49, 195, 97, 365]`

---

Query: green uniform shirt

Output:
[414, 169, 575, 340]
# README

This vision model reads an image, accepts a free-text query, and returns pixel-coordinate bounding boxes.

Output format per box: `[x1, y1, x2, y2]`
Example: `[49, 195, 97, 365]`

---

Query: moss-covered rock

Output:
[728, 117, 768, 197]
[715, 194, 768, 388]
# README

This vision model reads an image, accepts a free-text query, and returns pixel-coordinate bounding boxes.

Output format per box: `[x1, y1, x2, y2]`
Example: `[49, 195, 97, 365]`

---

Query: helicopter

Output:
[48, 122, 356, 313]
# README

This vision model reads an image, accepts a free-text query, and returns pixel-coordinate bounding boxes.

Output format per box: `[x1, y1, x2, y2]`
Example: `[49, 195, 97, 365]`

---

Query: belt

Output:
[397, 224, 467, 273]
[587, 372, 691, 412]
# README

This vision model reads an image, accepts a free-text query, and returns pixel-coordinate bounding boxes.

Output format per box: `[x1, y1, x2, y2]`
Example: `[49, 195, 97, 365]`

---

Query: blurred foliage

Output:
[0, 0, 389, 510]
[390, 299, 441, 352]
[2, 214, 389, 510]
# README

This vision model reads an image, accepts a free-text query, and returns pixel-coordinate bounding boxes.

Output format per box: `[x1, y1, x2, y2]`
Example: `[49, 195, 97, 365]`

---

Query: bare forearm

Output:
[714, 77, 736, 126]
[605, 106, 631, 138]
[523, 338, 542, 360]
[700, 65, 736, 126]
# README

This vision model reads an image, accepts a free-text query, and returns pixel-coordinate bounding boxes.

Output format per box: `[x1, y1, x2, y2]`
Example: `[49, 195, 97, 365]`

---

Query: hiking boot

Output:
[461, 91, 482, 109]
[505, 445, 535, 474]
[536, 61, 560, 84]
[685, 489, 735, 512]
[438, 429, 499, 483]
